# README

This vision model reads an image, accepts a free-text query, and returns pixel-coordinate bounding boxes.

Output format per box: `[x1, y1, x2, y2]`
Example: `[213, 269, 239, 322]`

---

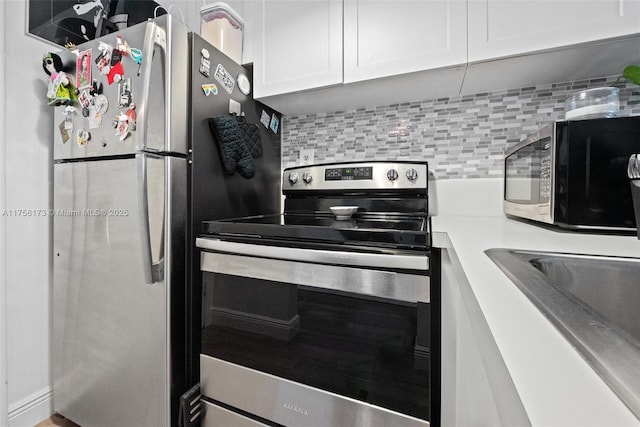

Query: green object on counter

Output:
[623, 65, 640, 85]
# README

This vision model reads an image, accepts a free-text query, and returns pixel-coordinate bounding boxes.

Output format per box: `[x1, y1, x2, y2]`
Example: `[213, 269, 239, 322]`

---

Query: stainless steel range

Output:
[195, 161, 440, 426]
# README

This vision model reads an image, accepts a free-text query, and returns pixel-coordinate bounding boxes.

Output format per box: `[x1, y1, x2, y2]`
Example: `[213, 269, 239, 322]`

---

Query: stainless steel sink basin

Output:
[485, 248, 640, 420]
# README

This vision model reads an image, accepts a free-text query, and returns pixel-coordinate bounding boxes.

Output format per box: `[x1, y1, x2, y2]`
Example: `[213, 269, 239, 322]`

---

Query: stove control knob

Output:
[302, 172, 313, 184]
[288, 172, 299, 185]
[406, 168, 419, 182]
[387, 169, 399, 181]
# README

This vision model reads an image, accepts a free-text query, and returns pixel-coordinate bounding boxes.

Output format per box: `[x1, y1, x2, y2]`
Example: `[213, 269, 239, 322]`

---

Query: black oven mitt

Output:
[208, 116, 256, 179]
[235, 115, 263, 158]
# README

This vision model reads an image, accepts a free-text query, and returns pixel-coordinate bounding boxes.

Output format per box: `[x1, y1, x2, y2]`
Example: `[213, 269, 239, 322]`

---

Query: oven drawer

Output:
[201, 400, 269, 427]
[200, 355, 429, 427]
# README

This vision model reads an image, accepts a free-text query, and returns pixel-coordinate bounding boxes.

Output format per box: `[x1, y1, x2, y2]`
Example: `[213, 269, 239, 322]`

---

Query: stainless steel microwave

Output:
[504, 116, 640, 232]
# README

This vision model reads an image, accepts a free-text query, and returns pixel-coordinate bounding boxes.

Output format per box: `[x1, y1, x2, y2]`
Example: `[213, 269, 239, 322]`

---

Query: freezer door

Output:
[53, 154, 186, 426]
[52, 15, 188, 160]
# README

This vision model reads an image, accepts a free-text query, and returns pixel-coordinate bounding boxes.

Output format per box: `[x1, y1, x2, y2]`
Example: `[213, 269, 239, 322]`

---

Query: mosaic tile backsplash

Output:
[282, 77, 640, 179]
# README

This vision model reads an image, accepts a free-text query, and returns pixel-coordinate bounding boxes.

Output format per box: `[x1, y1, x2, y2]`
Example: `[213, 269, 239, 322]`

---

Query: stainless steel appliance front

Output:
[504, 117, 640, 231]
[197, 239, 431, 426]
[283, 161, 429, 192]
[503, 123, 555, 224]
[53, 154, 186, 427]
[198, 160, 434, 426]
[197, 238, 429, 303]
[200, 356, 428, 427]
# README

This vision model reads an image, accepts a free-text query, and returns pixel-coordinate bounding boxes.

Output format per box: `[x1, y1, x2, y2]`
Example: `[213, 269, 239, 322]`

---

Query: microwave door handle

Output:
[584, 137, 592, 199]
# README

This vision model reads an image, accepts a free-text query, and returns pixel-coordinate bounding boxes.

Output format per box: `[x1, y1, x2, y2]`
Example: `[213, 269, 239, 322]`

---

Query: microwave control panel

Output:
[540, 141, 552, 199]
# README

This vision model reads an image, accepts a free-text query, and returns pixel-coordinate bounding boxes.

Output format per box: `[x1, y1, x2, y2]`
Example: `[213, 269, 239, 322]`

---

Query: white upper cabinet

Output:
[468, 0, 640, 63]
[343, 0, 467, 83]
[251, 0, 640, 113]
[253, 0, 343, 98]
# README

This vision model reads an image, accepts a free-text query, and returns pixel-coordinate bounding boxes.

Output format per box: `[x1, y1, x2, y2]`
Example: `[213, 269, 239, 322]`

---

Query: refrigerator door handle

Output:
[137, 21, 167, 152]
[138, 153, 165, 284]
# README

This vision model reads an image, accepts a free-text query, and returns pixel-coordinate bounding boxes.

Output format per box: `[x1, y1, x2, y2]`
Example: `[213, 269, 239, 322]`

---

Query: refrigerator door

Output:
[53, 154, 186, 426]
[52, 15, 188, 160]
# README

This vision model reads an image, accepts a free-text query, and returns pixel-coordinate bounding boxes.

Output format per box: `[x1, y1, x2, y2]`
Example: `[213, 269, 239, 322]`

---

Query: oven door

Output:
[196, 238, 432, 427]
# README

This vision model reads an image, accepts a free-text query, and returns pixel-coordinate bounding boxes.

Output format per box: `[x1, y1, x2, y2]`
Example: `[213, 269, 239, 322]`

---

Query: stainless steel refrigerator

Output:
[52, 15, 282, 427]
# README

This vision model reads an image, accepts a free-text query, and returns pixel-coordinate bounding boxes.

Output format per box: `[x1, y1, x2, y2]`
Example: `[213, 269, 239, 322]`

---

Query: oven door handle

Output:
[199, 251, 430, 303]
[196, 239, 430, 303]
[195, 238, 429, 271]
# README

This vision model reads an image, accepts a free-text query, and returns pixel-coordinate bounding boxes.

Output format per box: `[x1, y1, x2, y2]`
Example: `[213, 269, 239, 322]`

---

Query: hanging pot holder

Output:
[208, 115, 256, 179]
[235, 116, 263, 158]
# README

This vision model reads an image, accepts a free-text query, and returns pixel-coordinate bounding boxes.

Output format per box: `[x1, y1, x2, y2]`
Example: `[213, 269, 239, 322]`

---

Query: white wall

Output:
[156, 0, 200, 32]
[429, 178, 504, 217]
[1, 0, 8, 424]
[3, 0, 55, 425]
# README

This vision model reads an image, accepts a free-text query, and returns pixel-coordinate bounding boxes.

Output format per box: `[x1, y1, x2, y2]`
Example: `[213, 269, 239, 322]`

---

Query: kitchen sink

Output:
[485, 248, 640, 420]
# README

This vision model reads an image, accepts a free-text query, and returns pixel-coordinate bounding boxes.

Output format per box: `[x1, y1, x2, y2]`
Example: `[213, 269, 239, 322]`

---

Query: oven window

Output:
[201, 273, 430, 420]
[505, 138, 551, 204]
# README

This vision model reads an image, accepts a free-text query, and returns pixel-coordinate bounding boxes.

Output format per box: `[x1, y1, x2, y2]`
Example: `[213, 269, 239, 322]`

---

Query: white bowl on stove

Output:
[330, 206, 358, 220]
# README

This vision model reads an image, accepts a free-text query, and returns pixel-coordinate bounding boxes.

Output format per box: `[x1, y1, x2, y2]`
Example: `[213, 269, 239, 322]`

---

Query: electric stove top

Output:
[201, 161, 431, 252]
[202, 212, 429, 251]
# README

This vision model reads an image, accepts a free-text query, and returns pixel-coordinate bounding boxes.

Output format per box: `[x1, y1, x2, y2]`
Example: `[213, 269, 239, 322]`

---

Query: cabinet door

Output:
[253, 0, 343, 98]
[469, 0, 640, 63]
[343, 0, 467, 83]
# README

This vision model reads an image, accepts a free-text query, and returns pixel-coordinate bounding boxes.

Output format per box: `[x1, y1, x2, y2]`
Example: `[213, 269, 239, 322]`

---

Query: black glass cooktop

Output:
[201, 213, 429, 251]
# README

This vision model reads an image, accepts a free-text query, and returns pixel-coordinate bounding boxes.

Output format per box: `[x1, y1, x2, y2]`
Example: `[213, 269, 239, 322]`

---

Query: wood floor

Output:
[35, 414, 80, 427]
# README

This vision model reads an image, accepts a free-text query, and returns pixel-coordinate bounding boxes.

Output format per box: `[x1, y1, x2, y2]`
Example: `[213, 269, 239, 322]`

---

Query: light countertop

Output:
[431, 215, 640, 426]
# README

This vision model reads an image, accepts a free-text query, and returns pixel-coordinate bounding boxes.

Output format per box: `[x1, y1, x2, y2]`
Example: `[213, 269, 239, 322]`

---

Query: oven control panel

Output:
[325, 166, 373, 181]
[283, 161, 428, 192]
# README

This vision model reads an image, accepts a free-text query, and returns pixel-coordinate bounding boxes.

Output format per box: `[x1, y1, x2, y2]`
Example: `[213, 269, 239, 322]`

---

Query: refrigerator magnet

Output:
[199, 49, 211, 77]
[115, 36, 128, 57]
[117, 79, 132, 108]
[130, 47, 142, 62]
[90, 80, 103, 96]
[130, 48, 143, 75]
[76, 49, 92, 90]
[58, 121, 71, 144]
[260, 110, 271, 128]
[237, 74, 250, 95]
[76, 128, 90, 147]
[115, 113, 130, 141]
[78, 90, 90, 106]
[88, 107, 102, 129]
[43, 53, 75, 107]
[94, 94, 109, 115]
[110, 47, 123, 66]
[269, 114, 280, 134]
[63, 105, 75, 131]
[107, 61, 124, 85]
[214, 64, 235, 94]
[78, 90, 91, 117]
[201, 83, 218, 96]
[126, 104, 137, 131]
[95, 42, 112, 75]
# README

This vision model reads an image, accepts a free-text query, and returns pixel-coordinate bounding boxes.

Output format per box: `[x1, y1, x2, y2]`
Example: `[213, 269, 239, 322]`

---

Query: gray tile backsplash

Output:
[282, 77, 640, 179]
